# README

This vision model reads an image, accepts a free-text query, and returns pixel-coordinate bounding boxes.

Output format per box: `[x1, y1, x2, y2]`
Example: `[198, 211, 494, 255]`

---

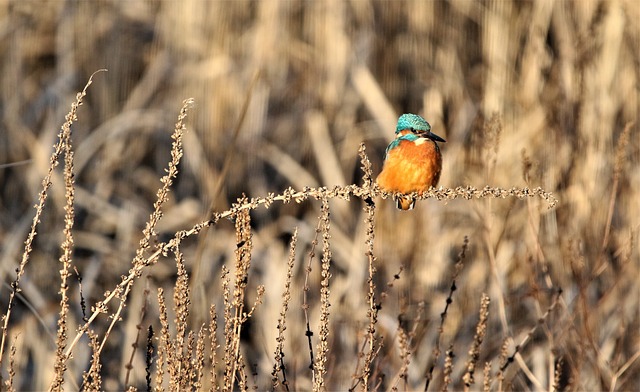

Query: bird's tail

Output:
[395, 196, 415, 210]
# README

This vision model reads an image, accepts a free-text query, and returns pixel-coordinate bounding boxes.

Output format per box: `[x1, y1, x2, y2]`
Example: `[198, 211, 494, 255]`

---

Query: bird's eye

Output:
[410, 127, 417, 133]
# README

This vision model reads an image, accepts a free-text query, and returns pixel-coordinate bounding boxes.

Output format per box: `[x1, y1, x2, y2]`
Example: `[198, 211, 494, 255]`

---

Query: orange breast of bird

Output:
[377, 138, 442, 195]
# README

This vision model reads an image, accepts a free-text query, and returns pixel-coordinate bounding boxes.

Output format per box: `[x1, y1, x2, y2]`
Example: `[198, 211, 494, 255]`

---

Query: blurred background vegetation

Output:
[0, 0, 638, 390]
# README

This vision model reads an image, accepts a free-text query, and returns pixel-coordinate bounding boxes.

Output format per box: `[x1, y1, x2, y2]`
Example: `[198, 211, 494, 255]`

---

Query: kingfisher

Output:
[376, 113, 446, 210]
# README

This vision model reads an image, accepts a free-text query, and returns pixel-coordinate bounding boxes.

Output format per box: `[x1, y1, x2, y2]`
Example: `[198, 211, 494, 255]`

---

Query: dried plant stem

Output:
[146, 326, 155, 391]
[191, 71, 260, 298]
[494, 289, 563, 386]
[391, 325, 411, 392]
[50, 79, 82, 391]
[390, 301, 425, 391]
[303, 219, 322, 377]
[609, 350, 640, 392]
[521, 149, 554, 290]
[0, 70, 105, 372]
[221, 265, 233, 391]
[595, 121, 633, 277]
[483, 224, 510, 335]
[425, 236, 468, 391]
[173, 243, 191, 383]
[173, 243, 193, 390]
[552, 357, 563, 392]
[209, 305, 219, 392]
[124, 285, 152, 387]
[227, 205, 253, 390]
[350, 266, 403, 392]
[80, 330, 102, 392]
[4, 338, 17, 392]
[220, 203, 265, 391]
[441, 345, 455, 392]
[313, 198, 333, 392]
[155, 288, 171, 390]
[360, 142, 379, 392]
[193, 325, 207, 390]
[63, 97, 193, 361]
[271, 228, 297, 391]
[482, 362, 491, 392]
[463, 293, 491, 389]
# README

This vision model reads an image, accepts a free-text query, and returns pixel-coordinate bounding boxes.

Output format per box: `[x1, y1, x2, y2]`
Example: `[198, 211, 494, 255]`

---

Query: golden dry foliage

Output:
[0, 1, 639, 391]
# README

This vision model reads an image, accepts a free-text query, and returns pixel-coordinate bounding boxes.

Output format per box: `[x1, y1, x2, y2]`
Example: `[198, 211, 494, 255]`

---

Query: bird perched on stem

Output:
[376, 113, 446, 210]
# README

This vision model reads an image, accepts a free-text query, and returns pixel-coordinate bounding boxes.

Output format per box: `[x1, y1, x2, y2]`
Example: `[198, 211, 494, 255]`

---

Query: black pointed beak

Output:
[421, 130, 446, 143]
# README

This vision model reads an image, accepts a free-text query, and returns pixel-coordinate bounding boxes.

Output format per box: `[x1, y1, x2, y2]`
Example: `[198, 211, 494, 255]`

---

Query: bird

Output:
[376, 113, 446, 210]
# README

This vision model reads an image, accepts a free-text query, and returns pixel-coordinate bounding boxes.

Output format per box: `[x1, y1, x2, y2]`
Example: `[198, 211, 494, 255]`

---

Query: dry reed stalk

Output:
[390, 301, 424, 391]
[155, 288, 170, 391]
[124, 285, 152, 388]
[609, 349, 640, 392]
[521, 148, 556, 297]
[307, 111, 347, 188]
[303, 219, 322, 377]
[463, 293, 490, 389]
[425, 236, 468, 391]
[209, 304, 219, 392]
[74, 266, 88, 323]
[80, 330, 102, 392]
[313, 197, 332, 391]
[174, 245, 191, 343]
[441, 345, 455, 392]
[0, 69, 105, 376]
[521, 148, 563, 389]
[182, 331, 196, 389]
[221, 264, 233, 391]
[494, 288, 563, 389]
[350, 266, 399, 392]
[391, 325, 410, 392]
[482, 362, 491, 392]
[193, 325, 207, 390]
[244, 287, 265, 321]
[271, 228, 297, 391]
[383, 186, 558, 209]
[236, 356, 248, 391]
[101, 160, 180, 364]
[60, 98, 194, 367]
[496, 338, 509, 391]
[359, 142, 379, 392]
[219, 202, 265, 391]
[227, 205, 252, 390]
[595, 121, 633, 277]
[190, 71, 260, 316]
[481, 114, 502, 184]
[351, 65, 397, 137]
[173, 243, 192, 390]
[477, 114, 512, 346]
[4, 339, 16, 392]
[146, 326, 154, 392]
[255, 140, 320, 188]
[482, 1, 511, 118]
[49, 75, 80, 391]
[552, 357, 563, 392]
[207, 72, 260, 210]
